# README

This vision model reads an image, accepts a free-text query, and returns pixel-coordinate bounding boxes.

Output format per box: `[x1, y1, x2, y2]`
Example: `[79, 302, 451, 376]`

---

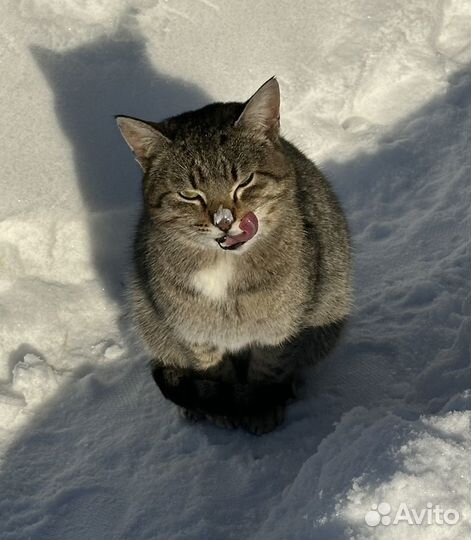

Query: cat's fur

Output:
[116, 78, 352, 434]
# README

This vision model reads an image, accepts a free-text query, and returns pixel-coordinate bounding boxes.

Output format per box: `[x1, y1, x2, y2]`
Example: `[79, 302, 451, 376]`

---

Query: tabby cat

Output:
[116, 78, 352, 434]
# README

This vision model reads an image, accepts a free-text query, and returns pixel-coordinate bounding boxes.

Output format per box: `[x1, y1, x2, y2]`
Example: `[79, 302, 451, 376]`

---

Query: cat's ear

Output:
[115, 116, 171, 170]
[235, 77, 280, 139]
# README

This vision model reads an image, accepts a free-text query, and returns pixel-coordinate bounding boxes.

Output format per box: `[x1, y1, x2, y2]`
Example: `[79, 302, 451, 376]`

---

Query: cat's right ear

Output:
[115, 116, 171, 170]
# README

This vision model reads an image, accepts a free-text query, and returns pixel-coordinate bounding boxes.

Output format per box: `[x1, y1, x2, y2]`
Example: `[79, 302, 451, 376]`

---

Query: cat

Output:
[116, 77, 352, 434]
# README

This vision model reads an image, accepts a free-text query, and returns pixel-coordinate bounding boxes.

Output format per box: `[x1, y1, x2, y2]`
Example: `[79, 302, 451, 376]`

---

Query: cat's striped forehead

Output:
[166, 132, 262, 194]
[186, 154, 243, 190]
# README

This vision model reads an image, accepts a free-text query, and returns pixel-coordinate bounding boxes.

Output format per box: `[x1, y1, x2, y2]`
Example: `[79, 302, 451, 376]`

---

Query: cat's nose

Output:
[213, 205, 234, 232]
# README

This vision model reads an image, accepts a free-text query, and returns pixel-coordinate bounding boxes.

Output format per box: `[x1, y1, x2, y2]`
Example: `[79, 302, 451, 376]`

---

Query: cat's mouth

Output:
[216, 211, 258, 251]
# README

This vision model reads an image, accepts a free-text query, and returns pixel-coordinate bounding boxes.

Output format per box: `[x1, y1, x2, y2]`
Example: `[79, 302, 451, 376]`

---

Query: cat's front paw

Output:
[178, 406, 205, 423]
[205, 414, 240, 430]
[240, 405, 285, 435]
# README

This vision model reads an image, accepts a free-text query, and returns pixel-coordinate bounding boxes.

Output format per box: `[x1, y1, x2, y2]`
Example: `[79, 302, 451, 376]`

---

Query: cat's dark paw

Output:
[152, 365, 200, 411]
[153, 364, 240, 416]
[178, 407, 205, 423]
[205, 414, 240, 430]
[245, 380, 296, 413]
[152, 364, 295, 435]
[240, 405, 285, 435]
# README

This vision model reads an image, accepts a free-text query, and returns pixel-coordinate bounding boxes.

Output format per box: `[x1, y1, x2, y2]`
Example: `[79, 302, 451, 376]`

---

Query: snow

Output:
[0, 1, 469, 539]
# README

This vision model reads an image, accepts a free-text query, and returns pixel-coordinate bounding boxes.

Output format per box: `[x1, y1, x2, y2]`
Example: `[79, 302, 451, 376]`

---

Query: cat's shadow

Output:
[31, 25, 210, 303]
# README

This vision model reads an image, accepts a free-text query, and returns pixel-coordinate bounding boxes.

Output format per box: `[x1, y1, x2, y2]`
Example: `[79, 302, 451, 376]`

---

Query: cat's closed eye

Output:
[178, 190, 206, 205]
[234, 173, 254, 201]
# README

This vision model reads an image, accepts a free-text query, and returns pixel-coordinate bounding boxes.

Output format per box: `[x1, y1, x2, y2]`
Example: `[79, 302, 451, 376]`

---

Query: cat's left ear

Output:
[115, 116, 171, 170]
[235, 77, 280, 140]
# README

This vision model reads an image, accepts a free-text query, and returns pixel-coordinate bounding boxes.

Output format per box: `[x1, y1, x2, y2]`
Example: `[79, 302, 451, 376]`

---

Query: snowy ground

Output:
[0, 1, 470, 539]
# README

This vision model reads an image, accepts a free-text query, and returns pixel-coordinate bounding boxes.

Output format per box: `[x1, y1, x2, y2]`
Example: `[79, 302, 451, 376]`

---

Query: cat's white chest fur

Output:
[192, 257, 233, 301]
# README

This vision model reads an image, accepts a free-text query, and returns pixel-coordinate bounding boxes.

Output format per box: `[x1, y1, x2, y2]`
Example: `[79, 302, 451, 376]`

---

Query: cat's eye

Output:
[234, 173, 254, 201]
[238, 173, 254, 189]
[178, 190, 204, 203]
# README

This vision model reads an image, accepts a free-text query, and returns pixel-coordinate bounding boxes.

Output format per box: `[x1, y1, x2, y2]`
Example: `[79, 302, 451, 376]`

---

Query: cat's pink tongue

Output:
[222, 212, 258, 247]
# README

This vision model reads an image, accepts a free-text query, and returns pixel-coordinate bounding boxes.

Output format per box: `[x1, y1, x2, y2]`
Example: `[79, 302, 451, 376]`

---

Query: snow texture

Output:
[0, 1, 470, 539]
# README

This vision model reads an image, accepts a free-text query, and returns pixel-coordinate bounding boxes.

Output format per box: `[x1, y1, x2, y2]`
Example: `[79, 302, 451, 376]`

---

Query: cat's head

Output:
[116, 78, 294, 254]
